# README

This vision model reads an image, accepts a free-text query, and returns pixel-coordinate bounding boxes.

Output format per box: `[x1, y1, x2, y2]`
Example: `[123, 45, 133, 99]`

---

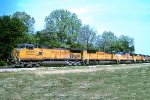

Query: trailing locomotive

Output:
[10, 44, 150, 67]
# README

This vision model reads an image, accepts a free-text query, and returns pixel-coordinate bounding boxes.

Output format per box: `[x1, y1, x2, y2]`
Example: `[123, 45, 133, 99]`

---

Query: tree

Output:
[95, 35, 102, 50]
[44, 9, 82, 48]
[19, 33, 36, 44]
[12, 11, 35, 34]
[118, 35, 135, 52]
[0, 15, 27, 61]
[78, 25, 97, 49]
[35, 30, 61, 47]
[97, 31, 117, 51]
[104, 35, 135, 53]
[96, 31, 135, 52]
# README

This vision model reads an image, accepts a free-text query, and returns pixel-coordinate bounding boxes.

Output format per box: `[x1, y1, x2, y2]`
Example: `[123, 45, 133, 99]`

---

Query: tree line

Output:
[0, 9, 135, 63]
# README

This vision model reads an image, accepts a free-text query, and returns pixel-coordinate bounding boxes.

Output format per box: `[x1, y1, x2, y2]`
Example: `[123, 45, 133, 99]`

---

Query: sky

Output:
[0, 0, 150, 55]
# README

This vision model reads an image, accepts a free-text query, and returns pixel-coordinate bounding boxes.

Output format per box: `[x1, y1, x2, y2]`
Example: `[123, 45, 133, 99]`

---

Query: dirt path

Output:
[0, 68, 37, 72]
[35, 63, 150, 75]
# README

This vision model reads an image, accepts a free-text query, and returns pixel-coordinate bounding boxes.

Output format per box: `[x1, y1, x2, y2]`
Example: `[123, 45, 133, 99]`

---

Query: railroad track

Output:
[0, 63, 150, 73]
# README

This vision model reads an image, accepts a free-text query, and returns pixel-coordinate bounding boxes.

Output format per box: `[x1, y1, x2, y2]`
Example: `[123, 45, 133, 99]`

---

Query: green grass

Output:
[0, 65, 150, 99]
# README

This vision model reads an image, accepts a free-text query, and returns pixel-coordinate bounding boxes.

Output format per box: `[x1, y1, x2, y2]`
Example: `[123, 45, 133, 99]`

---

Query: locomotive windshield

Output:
[17, 44, 48, 49]
[17, 44, 34, 49]
[17, 44, 26, 48]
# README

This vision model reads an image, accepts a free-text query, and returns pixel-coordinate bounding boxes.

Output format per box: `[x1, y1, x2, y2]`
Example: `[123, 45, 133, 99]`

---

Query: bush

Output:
[0, 60, 6, 66]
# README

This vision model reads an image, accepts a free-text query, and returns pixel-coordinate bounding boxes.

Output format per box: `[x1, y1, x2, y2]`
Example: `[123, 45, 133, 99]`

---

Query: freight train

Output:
[10, 44, 150, 67]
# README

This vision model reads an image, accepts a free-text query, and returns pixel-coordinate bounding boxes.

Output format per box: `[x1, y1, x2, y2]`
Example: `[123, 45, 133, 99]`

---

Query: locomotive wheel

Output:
[68, 61, 72, 66]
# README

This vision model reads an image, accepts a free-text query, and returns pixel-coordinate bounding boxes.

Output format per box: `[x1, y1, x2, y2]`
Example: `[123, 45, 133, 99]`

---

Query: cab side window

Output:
[39, 52, 43, 55]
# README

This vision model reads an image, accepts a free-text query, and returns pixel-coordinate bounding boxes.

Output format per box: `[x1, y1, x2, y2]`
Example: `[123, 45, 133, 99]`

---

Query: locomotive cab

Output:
[11, 44, 35, 63]
[11, 44, 45, 67]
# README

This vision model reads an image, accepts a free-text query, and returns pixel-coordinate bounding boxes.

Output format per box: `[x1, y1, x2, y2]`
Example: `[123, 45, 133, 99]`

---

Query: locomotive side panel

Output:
[103, 53, 112, 60]
[70, 53, 82, 60]
[42, 49, 70, 60]
[88, 53, 97, 60]
[97, 52, 113, 60]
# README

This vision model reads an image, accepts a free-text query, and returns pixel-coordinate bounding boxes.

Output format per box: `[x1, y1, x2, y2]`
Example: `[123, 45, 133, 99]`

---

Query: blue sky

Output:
[0, 0, 150, 55]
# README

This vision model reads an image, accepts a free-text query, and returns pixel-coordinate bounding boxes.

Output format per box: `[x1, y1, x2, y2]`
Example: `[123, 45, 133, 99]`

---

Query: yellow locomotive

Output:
[11, 44, 150, 67]
[11, 44, 83, 67]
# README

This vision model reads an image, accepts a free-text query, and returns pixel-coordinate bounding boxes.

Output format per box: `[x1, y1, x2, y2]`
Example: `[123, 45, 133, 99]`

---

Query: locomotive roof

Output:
[51, 48, 69, 50]
[87, 50, 97, 53]
[70, 48, 83, 53]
